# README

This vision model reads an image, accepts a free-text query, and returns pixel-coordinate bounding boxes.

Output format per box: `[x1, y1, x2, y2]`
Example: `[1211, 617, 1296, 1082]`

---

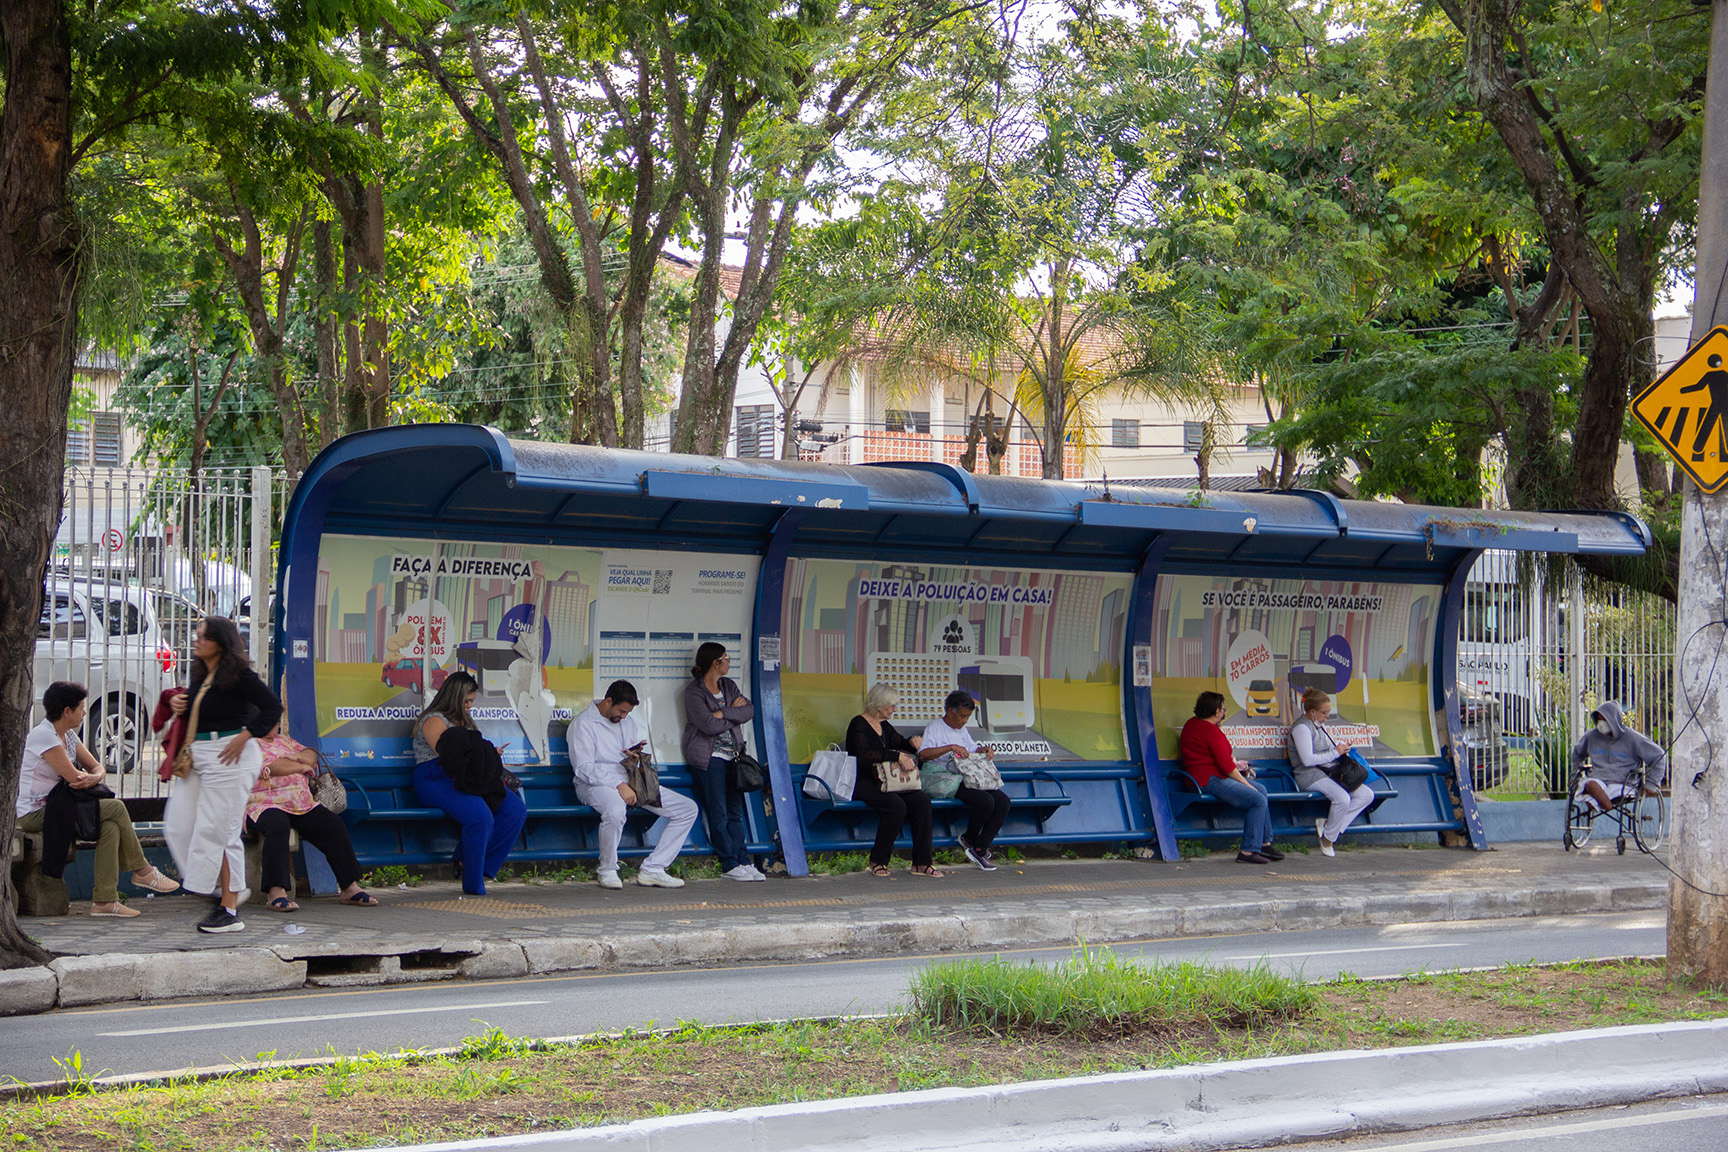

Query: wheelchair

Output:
[1562, 765, 1669, 855]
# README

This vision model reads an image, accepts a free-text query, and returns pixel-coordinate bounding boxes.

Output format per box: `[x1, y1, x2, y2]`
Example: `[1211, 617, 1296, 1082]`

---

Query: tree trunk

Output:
[1041, 260, 1071, 481]
[313, 220, 340, 449]
[0, 0, 75, 968]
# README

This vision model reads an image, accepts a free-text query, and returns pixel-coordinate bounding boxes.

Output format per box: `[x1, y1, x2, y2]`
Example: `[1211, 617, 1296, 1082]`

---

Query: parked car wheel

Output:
[88, 692, 146, 775]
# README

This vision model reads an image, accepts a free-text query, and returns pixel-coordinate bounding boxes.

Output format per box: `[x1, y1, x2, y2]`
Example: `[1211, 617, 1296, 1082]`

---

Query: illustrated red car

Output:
[381, 659, 449, 695]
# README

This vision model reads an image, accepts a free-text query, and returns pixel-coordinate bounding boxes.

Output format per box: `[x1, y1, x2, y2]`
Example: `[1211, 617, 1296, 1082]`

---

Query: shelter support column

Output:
[1434, 549, 1487, 849]
[752, 508, 811, 876]
[1127, 535, 1180, 860]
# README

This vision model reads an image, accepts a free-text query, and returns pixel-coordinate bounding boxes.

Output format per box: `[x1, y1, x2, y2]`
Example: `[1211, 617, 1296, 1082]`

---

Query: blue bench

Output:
[1165, 760, 1399, 842]
[796, 766, 1076, 842]
[341, 766, 692, 868]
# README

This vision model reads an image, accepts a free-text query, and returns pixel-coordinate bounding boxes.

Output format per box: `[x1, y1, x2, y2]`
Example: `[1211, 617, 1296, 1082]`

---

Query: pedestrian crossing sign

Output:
[1632, 325, 1728, 493]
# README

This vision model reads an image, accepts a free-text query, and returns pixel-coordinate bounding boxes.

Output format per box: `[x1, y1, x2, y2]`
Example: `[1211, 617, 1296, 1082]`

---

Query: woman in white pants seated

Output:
[1285, 687, 1373, 857]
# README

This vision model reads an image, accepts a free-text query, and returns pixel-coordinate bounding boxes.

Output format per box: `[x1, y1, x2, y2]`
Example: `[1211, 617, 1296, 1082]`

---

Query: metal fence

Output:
[1457, 549, 1676, 797]
[42, 465, 291, 802]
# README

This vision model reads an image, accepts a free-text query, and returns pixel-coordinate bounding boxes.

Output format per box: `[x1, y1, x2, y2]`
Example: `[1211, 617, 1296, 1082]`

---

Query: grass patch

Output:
[7, 959, 1724, 1151]
[910, 949, 1317, 1038]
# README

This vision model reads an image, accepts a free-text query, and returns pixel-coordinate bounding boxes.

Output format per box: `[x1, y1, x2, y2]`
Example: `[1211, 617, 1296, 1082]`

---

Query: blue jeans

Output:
[412, 760, 528, 895]
[692, 756, 749, 870]
[1203, 775, 1271, 853]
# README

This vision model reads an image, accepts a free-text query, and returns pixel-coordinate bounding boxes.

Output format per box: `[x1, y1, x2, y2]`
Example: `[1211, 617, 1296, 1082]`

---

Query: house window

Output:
[1244, 424, 1268, 445]
[93, 412, 123, 466]
[734, 404, 776, 458]
[883, 409, 929, 434]
[1111, 418, 1140, 448]
[1182, 421, 1207, 452]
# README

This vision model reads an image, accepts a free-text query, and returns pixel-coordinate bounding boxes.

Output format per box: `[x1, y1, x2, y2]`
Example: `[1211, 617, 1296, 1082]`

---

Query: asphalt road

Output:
[1262, 1094, 1728, 1152]
[0, 909, 1664, 1086]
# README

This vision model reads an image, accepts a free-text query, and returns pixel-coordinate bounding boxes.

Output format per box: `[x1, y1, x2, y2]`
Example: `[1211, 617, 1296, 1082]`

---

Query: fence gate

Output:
[42, 465, 291, 806]
[1457, 549, 1676, 797]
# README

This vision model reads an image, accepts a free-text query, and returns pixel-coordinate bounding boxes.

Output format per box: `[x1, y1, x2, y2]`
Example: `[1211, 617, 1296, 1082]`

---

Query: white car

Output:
[37, 578, 174, 775]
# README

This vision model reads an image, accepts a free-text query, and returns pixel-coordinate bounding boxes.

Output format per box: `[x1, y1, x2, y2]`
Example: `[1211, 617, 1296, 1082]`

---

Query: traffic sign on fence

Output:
[1633, 325, 1728, 493]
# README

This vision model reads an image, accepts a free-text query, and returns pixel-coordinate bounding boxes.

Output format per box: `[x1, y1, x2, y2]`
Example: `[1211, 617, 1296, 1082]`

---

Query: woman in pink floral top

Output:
[247, 727, 376, 910]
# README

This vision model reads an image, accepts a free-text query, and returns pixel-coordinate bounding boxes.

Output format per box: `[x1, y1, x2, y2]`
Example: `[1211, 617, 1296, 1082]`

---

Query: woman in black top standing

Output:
[845, 682, 942, 878]
[164, 616, 282, 933]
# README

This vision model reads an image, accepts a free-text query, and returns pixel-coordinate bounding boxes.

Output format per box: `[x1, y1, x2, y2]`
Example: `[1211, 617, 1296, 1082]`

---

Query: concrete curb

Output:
[0, 878, 1668, 1015]
[381, 1017, 1728, 1152]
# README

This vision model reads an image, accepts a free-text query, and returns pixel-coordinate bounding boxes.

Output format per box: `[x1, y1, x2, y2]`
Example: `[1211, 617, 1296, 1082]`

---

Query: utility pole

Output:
[1668, 0, 1728, 988]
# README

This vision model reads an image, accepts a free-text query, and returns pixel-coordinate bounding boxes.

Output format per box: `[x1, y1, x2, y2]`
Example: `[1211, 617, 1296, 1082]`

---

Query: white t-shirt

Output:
[920, 717, 980, 757]
[17, 719, 77, 818]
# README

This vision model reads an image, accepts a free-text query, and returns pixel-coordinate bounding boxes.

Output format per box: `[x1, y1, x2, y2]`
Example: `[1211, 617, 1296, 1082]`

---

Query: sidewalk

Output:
[1, 842, 1668, 1014]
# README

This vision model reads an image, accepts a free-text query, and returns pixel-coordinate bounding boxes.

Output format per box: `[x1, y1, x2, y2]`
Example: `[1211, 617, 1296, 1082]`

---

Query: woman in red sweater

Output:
[1178, 691, 1281, 864]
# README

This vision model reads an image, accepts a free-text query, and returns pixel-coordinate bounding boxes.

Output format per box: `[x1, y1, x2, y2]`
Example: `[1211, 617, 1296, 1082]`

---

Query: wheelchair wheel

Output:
[1565, 801, 1593, 849]
[1634, 790, 1670, 854]
[1617, 835, 1627, 855]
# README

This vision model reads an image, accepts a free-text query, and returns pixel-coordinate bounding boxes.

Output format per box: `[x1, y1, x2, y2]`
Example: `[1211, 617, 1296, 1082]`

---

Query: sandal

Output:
[867, 863, 892, 878]
[909, 866, 945, 879]
[267, 896, 299, 912]
[338, 889, 379, 907]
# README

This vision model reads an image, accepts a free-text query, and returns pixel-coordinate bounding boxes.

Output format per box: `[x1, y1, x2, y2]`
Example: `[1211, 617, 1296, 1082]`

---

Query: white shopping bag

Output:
[803, 743, 857, 801]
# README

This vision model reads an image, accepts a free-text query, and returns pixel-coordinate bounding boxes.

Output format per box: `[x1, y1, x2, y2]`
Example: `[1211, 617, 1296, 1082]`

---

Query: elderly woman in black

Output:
[164, 616, 282, 934]
[845, 682, 942, 879]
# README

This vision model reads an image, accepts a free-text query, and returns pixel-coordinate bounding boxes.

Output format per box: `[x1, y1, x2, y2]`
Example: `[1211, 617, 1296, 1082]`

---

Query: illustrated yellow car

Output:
[1245, 679, 1280, 718]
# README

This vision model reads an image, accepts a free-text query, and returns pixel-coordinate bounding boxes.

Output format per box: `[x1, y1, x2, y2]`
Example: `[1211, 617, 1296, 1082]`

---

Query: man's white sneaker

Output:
[636, 865, 684, 888]
[597, 869, 623, 890]
[746, 863, 768, 880]
[724, 865, 765, 882]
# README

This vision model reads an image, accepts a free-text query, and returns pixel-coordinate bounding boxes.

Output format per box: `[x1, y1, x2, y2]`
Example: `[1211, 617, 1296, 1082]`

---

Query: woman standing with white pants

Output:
[164, 616, 282, 933]
[1286, 687, 1373, 857]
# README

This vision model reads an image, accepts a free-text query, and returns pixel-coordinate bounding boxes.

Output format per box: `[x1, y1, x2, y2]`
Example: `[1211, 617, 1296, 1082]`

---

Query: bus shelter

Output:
[272, 425, 1650, 874]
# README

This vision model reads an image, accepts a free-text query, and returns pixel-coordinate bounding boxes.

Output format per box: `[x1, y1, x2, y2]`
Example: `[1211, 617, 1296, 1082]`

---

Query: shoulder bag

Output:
[308, 750, 348, 814]
[728, 739, 766, 793]
[955, 752, 1004, 792]
[875, 756, 921, 793]
[169, 680, 213, 779]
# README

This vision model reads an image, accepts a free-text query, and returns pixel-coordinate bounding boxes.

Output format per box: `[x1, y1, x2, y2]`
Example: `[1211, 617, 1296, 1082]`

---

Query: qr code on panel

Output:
[652, 570, 672, 595]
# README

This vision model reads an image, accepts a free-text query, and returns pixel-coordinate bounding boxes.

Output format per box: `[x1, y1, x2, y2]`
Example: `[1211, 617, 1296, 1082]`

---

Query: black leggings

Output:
[858, 781, 934, 868]
[247, 805, 362, 893]
[956, 786, 1011, 851]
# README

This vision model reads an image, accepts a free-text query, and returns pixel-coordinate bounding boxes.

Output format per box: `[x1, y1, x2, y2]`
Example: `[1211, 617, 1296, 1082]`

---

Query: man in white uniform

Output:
[570, 680, 698, 889]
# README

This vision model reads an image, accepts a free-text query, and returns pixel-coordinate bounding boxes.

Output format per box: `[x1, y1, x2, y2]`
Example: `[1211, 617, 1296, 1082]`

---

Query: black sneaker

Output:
[974, 848, 998, 872]
[957, 835, 992, 870]
[1260, 844, 1286, 861]
[196, 906, 245, 934]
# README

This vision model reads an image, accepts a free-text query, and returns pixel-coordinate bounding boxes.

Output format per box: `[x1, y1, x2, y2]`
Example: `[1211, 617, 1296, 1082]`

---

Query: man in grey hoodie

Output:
[1570, 700, 1667, 813]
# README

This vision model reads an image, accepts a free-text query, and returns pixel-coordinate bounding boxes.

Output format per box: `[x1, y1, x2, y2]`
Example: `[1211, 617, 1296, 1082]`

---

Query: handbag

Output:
[729, 741, 766, 793]
[309, 752, 347, 815]
[920, 755, 962, 799]
[955, 752, 1004, 792]
[1326, 752, 1370, 792]
[804, 744, 856, 801]
[623, 747, 662, 808]
[875, 756, 921, 793]
[170, 680, 212, 779]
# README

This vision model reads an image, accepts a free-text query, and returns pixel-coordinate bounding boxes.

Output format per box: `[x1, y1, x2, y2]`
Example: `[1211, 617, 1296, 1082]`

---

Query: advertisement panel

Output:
[311, 535, 756, 765]
[778, 558, 1131, 763]
[1149, 574, 1441, 759]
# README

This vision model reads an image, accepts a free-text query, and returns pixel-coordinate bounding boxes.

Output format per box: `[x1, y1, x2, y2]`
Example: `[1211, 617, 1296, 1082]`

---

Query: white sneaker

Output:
[597, 869, 623, 890]
[746, 864, 768, 880]
[636, 865, 685, 888]
[724, 865, 765, 882]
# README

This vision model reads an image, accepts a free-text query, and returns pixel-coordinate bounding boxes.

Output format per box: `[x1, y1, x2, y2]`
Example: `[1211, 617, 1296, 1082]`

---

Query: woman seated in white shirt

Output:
[16, 681, 179, 916]
[919, 690, 1011, 871]
[1285, 687, 1374, 857]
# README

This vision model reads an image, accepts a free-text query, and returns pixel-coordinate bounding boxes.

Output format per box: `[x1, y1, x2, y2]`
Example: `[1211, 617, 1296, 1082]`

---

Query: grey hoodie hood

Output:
[1592, 700, 1629, 739]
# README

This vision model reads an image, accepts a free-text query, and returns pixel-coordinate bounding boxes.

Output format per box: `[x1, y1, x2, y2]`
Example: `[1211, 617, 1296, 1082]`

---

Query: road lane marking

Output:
[1348, 1100, 1728, 1150]
[1214, 942, 1473, 961]
[99, 999, 548, 1037]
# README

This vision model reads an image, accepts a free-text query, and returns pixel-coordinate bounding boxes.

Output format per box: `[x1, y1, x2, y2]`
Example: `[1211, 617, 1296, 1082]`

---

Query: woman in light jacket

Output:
[1286, 687, 1374, 857]
[681, 642, 763, 881]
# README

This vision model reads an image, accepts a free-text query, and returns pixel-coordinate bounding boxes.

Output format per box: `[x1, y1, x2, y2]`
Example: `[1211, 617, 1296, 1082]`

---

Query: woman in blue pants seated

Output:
[411, 672, 526, 895]
[1178, 691, 1282, 865]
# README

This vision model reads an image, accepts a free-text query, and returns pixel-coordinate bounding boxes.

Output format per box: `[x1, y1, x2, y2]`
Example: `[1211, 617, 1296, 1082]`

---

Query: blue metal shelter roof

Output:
[278, 424, 1649, 579]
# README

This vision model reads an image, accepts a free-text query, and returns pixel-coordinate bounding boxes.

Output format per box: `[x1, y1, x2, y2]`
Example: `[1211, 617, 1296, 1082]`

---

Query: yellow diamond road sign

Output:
[1632, 325, 1728, 494]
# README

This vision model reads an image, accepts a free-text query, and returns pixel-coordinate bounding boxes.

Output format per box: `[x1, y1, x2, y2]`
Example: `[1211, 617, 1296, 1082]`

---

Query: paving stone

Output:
[0, 967, 57, 1016]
